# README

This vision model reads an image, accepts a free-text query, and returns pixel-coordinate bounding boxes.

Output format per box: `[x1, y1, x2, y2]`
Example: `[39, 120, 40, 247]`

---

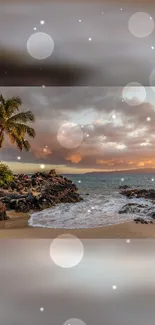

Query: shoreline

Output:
[0, 210, 155, 238]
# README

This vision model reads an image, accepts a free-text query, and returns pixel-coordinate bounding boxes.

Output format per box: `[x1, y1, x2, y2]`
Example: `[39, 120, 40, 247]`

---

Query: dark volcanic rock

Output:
[134, 217, 148, 224]
[0, 169, 82, 214]
[133, 218, 153, 224]
[120, 188, 155, 200]
[119, 202, 155, 224]
[0, 201, 8, 220]
[119, 203, 148, 214]
[119, 188, 155, 223]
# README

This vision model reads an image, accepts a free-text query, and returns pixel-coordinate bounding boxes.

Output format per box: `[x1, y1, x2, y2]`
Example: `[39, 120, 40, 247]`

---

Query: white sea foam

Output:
[28, 193, 153, 229]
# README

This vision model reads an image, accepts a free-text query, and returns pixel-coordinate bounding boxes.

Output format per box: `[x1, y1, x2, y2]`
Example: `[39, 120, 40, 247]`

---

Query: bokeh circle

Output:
[128, 12, 154, 38]
[27, 32, 54, 60]
[63, 319, 86, 325]
[122, 82, 146, 106]
[50, 234, 84, 268]
[57, 122, 84, 149]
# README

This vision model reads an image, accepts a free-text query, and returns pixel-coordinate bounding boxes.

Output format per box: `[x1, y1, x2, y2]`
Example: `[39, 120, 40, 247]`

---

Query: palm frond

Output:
[5, 97, 22, 117]
[6, 122, 36, 138]
[0, 95, 6, 121]
[8, 132, 23, 151]
[8, 111, 35, 123]
[0, 105, 6, 121]
[0, 95, 6, 106]
[22, 139, 31, 152]
[16, 124, 36, 137]
[8, 133, 16, 145]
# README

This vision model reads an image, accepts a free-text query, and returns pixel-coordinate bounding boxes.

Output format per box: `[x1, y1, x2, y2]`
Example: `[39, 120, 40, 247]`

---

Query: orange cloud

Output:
[145, 160, 152, 164]
[96, 159, 115, 166]
[137, 161, 145, 167]
[66, 153, 83, 163]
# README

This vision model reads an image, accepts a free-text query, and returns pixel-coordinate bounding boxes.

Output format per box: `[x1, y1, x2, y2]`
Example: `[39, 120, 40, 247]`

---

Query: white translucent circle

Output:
[50, 234, 84, 268]
[122, 82, 146, 106]
[17, 156, 21, 160]
[121, 178, 124, 182]
[128, 12, 154, 38]
[112, 285, 117, 290]
[57, 122, 83, 149]
[152, 178, 154, 182]
[40, 164, 45, 169]
[126, 239, 131, 243]
[27, 32, 54, 60]
[63, 319, 86, 325]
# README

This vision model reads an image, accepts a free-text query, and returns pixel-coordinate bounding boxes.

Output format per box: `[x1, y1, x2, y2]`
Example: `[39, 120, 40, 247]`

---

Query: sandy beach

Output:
[0, 210, 154, 238]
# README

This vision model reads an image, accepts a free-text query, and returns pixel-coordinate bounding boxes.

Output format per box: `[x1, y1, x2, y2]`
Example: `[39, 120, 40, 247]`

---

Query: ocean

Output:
[28, 173, 155, 229]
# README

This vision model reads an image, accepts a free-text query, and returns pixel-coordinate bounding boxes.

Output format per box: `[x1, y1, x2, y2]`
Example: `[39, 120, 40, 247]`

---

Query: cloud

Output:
[137, 161, 145, 167]
[31, 147, 52, 159]
[1, 86, 155, 172]
[66, 153, 83, 164]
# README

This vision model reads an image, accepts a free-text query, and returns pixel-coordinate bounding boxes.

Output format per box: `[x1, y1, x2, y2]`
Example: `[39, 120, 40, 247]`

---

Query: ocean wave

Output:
[28, 193, 154, 229]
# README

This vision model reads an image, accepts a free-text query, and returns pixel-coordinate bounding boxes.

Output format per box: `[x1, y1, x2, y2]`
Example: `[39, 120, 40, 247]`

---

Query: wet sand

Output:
[0, 210, 154, 238]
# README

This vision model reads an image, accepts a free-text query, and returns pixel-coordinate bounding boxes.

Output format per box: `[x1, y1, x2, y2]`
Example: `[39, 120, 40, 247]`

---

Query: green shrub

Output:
[0, 163, 14, 187]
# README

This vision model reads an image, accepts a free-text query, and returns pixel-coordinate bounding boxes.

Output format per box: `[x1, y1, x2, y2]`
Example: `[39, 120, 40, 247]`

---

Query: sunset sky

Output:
[1, 86, 155, 174]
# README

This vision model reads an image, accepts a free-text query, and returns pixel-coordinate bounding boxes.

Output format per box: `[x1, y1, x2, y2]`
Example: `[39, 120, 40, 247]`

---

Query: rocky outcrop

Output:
[119, 189, 155, 223]
[118, 202, 155, 224]
[0, 201, 8, 220]
[120, 188, 155, 200]
[118, 203, 149, 214]
[0, 170, 83, 213]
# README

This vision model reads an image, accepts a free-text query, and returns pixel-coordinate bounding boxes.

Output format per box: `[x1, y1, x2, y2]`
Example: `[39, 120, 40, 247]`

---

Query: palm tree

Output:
[0, 94, 36, 151]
